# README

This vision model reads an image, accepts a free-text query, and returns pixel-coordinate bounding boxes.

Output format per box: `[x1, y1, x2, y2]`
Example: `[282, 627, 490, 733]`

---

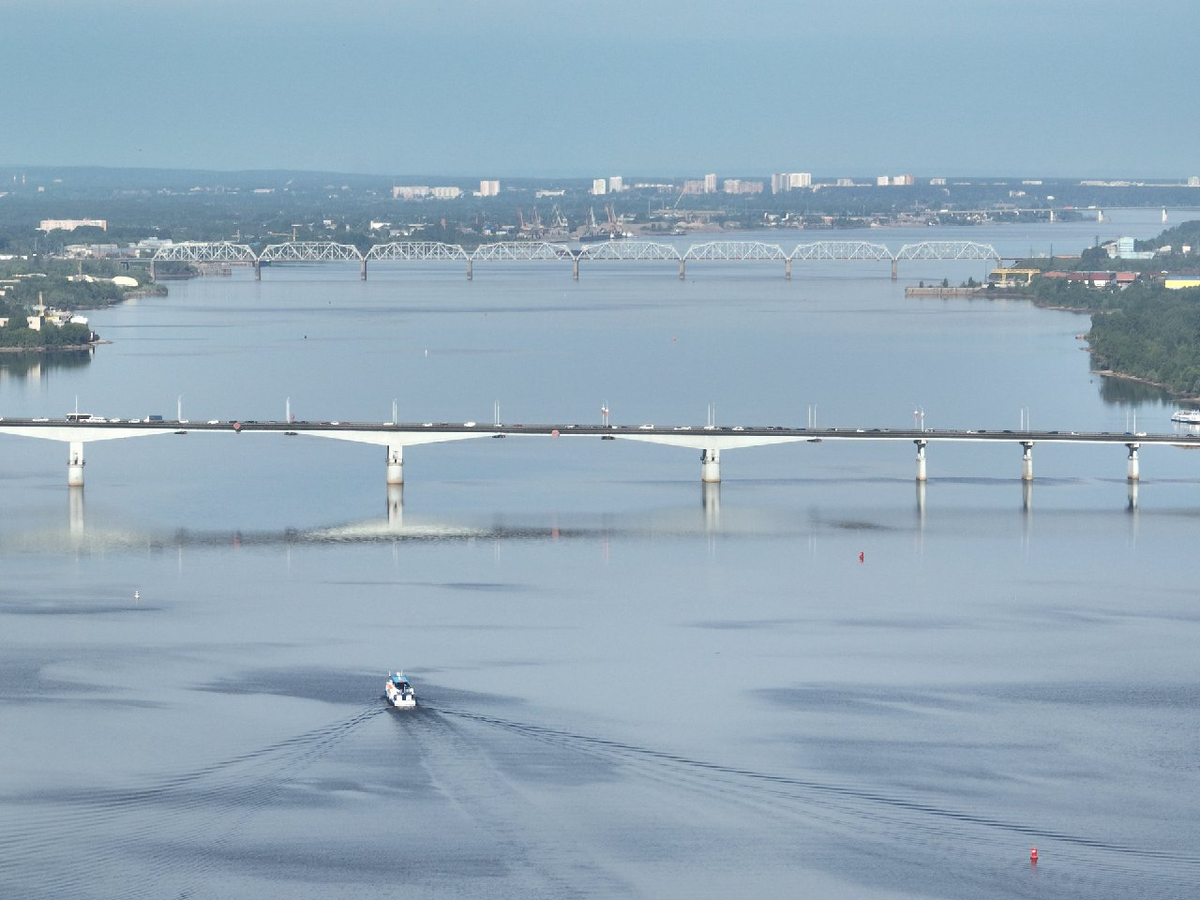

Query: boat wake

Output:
[0, 703, 383, 900]
[426, 704, 1200, 895]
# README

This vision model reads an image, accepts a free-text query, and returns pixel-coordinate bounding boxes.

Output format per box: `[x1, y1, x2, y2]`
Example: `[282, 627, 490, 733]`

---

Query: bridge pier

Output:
[466, 259, 473, 281]
[149, 260, 156, 281]
[254, 260, 261, 281]
[701, 448, 720, 483]
[679, 260, 686, 281]
[785, 259, 792, 280]
[68, 441, 85, 487]
[386, 444, 404, 485]
[360, 258, 368, 281]
[914, 439, 927, 482]
[572, 258, 579, 281]
[1126, 443, 1140, 481]
[891, 259, 898, 280]
[1021, 441, 1034, 482]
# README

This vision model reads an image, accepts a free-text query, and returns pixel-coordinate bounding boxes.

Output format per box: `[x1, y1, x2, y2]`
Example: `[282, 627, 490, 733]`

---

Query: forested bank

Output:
[1086, 282, 1200, 396]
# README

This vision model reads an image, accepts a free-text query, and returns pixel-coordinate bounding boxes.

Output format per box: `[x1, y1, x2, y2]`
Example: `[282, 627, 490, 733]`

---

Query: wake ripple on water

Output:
[0, 703, 383, 900]
[2, 696, 1195, 900]
[431, 705, 1200, 897]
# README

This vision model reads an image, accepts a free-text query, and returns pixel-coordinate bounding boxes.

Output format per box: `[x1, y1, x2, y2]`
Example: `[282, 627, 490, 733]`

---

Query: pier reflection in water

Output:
[69, 486, 84, 537]
[25, 477, 1161, 558]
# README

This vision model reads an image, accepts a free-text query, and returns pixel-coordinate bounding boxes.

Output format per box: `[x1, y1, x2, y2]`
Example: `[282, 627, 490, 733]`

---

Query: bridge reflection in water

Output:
[37, 476, 1146, 560]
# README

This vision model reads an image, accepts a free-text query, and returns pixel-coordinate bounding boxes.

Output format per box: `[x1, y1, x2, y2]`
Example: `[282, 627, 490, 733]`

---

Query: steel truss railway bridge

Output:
[150, 239, 1000, 282]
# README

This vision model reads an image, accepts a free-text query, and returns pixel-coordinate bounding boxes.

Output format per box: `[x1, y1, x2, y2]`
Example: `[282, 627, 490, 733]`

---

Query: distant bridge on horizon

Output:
[150, 239, 1002, 281]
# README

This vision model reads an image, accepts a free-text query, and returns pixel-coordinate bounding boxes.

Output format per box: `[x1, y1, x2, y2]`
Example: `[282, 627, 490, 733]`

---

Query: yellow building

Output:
[1164, 277, 1200, 290]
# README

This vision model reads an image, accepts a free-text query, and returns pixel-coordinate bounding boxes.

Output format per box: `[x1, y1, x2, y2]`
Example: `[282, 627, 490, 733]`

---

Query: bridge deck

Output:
[0, 418, 1188, 447]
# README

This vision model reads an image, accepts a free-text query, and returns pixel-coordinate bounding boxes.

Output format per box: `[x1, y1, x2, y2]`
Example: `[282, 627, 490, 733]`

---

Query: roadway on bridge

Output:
[1, 417, 1193, 447]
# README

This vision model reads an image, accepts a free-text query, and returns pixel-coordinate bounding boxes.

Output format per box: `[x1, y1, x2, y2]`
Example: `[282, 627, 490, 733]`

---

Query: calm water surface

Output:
[2, 212, 1199, 899]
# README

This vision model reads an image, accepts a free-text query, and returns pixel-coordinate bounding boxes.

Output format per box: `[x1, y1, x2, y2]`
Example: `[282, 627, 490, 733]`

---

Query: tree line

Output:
[1086, 281, 1200, 395]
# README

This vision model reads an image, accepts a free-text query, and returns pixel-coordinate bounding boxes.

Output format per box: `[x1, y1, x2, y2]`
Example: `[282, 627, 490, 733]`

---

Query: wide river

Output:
[2, 211, 1199, 899]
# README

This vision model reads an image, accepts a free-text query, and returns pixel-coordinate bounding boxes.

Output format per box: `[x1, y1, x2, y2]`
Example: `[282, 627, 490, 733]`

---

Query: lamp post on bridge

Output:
[913, 406, 925, 432]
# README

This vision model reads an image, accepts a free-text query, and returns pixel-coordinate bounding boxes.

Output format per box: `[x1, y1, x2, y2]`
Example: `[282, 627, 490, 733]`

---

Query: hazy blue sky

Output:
[4, 0, 1195, 178]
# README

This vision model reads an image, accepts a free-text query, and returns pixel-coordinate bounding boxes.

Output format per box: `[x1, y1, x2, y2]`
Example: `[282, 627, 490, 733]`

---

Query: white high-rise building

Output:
[591, 178, 607, 195]
[703, 173, 718, 193]
[771, 172, 811, 193]
[39, 218, 107, 232]
[722, 180, 763, 195]
[479, 180, 500, 197]
[608, 175, 624, 192]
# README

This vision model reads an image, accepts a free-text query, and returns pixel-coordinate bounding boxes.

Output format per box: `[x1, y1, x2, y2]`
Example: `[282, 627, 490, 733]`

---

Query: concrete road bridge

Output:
[0, 418, 1186, 512]
[150, 239, 1000, 282]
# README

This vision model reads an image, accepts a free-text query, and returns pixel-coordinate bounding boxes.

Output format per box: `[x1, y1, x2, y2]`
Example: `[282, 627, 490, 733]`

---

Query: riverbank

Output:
[0, 341, 103, 354]
[70, 284, 167, 309]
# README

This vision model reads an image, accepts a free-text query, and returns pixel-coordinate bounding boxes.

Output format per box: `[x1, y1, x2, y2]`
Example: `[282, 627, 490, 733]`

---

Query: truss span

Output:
[259, 241, 363, 263]
[684, 241, 787, 261]
[367, 242, 470, 261]
[894, 241, 999, 261]
[579, 240, 681, 261]
[790, 241, 893, 261]
[470, 241, 575, 261]
[151, 241, 256, 263]
[147, 237, 1005, 276]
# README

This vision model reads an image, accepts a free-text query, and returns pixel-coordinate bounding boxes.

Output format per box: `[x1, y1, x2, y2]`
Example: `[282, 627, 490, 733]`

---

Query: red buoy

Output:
[1030, 847, 1038, 863]
[858, 551, 865, 563]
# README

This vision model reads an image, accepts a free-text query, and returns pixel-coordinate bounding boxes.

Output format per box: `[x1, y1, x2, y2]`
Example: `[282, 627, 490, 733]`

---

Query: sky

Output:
[3, 0, 1196, 179]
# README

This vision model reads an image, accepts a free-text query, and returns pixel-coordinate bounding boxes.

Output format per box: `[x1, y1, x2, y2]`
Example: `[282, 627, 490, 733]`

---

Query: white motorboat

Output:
[384, 671, 417, 709]
[1172, 410, 1200, 425]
